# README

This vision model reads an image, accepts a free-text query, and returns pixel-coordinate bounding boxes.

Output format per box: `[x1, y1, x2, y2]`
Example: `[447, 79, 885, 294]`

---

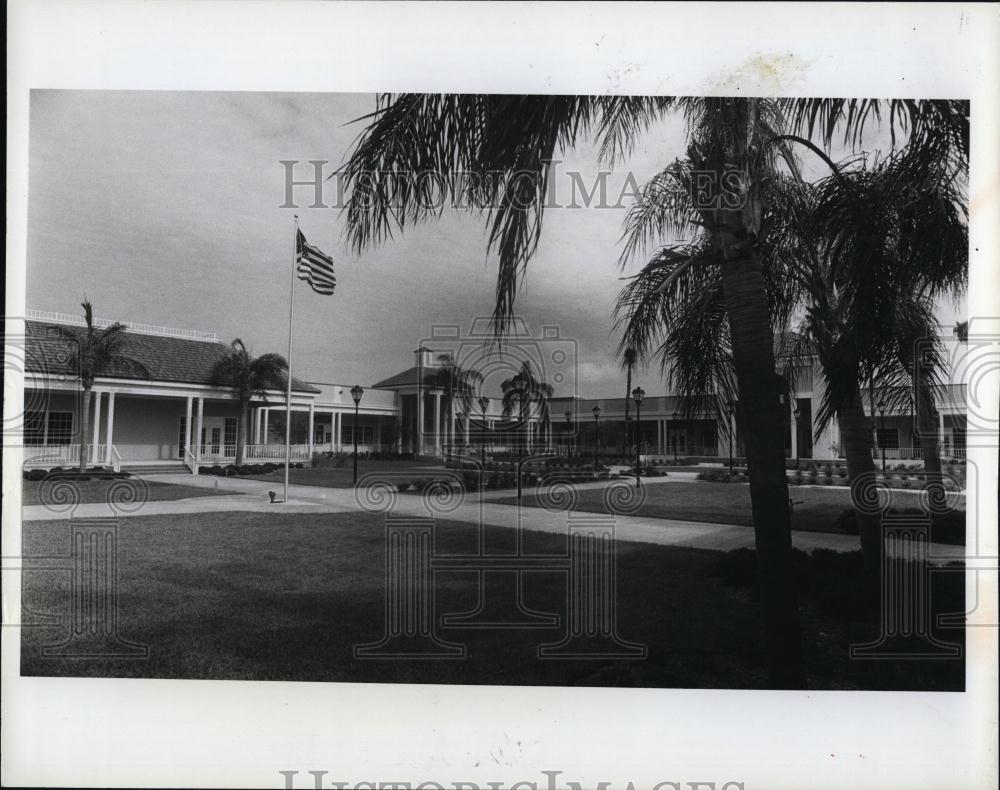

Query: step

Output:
[123, 464, 191, 475]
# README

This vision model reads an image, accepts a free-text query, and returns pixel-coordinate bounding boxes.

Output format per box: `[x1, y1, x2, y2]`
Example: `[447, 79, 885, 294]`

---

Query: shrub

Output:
[396, 482, 411, 492]
[697, 469, 732, 483]
[25, 468, 48, 481]
[831, 507, 965, 546]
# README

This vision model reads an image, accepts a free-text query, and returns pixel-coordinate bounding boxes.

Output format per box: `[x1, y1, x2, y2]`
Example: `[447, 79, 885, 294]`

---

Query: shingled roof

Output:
[24, 320, 320, 393]
[372, 365, 424, 389]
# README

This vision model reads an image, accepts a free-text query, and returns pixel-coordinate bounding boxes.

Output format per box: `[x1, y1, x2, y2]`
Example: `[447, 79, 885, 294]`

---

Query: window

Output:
[341, 425, 374, 444]
[24, 411, 46, 445]
[24, 410, 73, 445]
[876, 428, 899, 449]
[224, 418, 237, 455]
[47, 412, 74, 444]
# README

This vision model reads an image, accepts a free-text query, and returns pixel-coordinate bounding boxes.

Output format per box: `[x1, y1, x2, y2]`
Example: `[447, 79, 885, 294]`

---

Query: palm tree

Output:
[500, 360, 553, 455]
[211, 339, 288, 466]
[622, 347, 637, 455]
[54, 300, 148, 472]
[340, 94, 966, 688]
[426, 353, 484, 452]
[617, 141, 966, 574]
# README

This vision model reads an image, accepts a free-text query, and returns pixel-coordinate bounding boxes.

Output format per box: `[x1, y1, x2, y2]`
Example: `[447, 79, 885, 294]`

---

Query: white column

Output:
[334, 411, 340, 450]
[184, 395, 193, 457]
[938, 410, 946, 452]
[464, 415, 470, 446]
[195, 397, 205, 461]
[262, 408, 269, 444]
[308, 403, 315, 458]
[433, 392, 442, 455]
[104, 391, 116, 465]
[417, 392, 425, 456]
[91, 390, 103, 463]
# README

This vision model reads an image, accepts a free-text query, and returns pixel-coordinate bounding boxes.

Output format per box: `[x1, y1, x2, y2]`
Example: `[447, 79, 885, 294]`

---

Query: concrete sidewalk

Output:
[19, 472, 965, 561]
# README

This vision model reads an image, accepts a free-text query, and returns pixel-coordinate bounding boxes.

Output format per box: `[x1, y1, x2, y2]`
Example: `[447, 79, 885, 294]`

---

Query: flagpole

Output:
[284, 215, 298, 503]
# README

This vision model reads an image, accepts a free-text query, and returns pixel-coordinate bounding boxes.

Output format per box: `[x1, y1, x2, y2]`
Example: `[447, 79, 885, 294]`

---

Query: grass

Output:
[494, 480, 965, 539]
[20, 510, 963, 689]
[233, 458, 447, 489]
[21, 478, 227, 507]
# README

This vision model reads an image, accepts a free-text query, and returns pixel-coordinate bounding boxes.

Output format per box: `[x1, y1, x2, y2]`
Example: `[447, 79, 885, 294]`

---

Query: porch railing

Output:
[184, 447, 199, 475]
[22, 444, 119, 470]
[872, 448, 924, 461]
[243, 444, 313, 462]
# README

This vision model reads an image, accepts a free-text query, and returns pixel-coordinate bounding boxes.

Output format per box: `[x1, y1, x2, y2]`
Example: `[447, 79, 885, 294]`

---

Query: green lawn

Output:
[233, 458, 447, 488]
[494, 480, 965, 541]
[20, 511, 963, 690]
[21, 478, 228, 507]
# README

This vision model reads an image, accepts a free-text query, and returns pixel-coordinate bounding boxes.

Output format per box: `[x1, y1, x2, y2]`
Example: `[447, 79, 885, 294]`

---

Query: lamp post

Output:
[632, 387, 645, 488]
[877, 398, 887, 475]
[592, 405, 601, 471]
[670, 412, 678, 463]
[351, 385, 364, 485]
[792, 405, 801, 468]
[564, 410, 573, 457]
[478, 396, 490, 478]
[726, 401, 735, 475]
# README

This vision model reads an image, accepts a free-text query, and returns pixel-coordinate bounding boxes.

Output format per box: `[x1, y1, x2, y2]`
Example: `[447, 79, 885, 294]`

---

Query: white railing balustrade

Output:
[23, 444, 119, 470]
[27, 308, 217, 342]
[243, 444, 313, 462]
[872, 448, 925, 460]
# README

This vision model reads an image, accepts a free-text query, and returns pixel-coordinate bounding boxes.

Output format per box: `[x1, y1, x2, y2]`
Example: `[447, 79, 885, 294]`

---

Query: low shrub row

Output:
[697, 468, 748, 483]
[198, 462, 299, 476]
[23, 466, 129, 482]
[831, 507, 965, 545]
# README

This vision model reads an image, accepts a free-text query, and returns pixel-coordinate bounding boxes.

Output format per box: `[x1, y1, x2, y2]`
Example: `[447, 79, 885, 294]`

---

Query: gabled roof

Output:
[24, 320, 320, 393]
[373, 365, 424, 389]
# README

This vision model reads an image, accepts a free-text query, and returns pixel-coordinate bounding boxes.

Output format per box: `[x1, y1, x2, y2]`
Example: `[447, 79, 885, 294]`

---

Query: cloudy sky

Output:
[26, 91, 963, 398]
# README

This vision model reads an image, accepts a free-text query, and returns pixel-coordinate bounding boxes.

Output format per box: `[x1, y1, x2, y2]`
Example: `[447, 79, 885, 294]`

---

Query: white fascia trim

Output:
[25, 375, 318, 404]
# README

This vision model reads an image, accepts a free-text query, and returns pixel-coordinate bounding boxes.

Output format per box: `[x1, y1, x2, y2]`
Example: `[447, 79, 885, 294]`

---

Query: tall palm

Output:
[816, 142, 966, 514]
[341, 94, 965, 688]
[55, 300, 149, 472]
[618, 141, 966, 573]
[622, 347, 637, 455]
[500, 360, 553, 454]
[211, 339, 288, 465]
[427, 353, 484, 450]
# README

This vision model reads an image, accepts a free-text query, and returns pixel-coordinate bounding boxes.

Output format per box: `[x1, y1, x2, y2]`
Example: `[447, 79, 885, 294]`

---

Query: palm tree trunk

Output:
[79, 387, 92, 472]
[838, 386, 884, 575]
[236, 400, 247, 466]
[719, 253, 807, 689]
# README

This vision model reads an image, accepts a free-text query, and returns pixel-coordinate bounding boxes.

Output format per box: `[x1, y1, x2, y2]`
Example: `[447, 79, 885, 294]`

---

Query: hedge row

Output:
[198, 462, 302, 476]
[23, 466, 129, 482]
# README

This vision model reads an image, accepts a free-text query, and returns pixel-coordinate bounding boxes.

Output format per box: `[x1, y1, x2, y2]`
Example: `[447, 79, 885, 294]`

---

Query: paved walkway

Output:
[19, 473, 965, 560]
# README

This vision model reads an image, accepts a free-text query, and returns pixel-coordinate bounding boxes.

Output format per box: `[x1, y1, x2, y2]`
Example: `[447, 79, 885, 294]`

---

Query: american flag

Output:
[296, 229, 336, 295]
